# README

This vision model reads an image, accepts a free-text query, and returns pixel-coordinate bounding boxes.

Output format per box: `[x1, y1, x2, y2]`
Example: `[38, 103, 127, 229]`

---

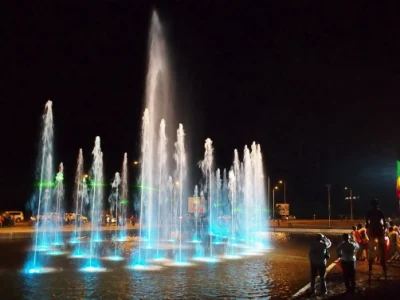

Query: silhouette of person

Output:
[365, 198, 387, 277]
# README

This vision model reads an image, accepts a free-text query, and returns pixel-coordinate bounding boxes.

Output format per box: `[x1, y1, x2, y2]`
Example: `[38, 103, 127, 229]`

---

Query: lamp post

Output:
[325, 184, 331, 227]
[279, 180, 286, 204]
[272, 186, 278, 219]
[345, 187, 353, 221]
[267, 176, 271, 219]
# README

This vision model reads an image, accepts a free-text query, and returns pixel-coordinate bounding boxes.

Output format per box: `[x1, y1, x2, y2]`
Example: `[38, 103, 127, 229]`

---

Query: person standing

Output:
[308, 233, 332, 295]
[365, 198, 387, 277]
[357, 223, 369, 261]
[336, 233, 359, 293]
[388, 226, 399, 259]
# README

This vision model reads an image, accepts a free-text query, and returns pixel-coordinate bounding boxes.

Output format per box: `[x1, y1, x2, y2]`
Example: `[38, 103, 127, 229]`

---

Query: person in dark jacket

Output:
[308, 233, 332, 295]
[365, 198, 387, 277]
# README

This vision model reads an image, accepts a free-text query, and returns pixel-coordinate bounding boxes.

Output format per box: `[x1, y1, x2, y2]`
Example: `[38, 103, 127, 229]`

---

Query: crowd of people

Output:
[308, 198, 400, 295]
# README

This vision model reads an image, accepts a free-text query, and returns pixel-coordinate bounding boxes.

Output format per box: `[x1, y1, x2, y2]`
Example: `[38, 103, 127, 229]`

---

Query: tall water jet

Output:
[120, 153, 128, 240]
[214, 168, 222, 242]
[134, 11, 175, 268]
[174, 124, 186, 262]
[137, 109, 153, 265]
[193, 185, 199, 242]
[243, 146, 253, 246]
[109, 172, 121, 257]
[222, 169, 229, 216]
[53, 162, 65, 246]
[72, 149, 87, 254]
[228, 169, 237, 255]
[145, 11, 174, 136]
[252, 143, 268, 248]
[167, 175, 179, 244]
[156, 119, 167, 259]
[199, 138, 214, 258]
[86, 136, 104, 269]
[28, 100, 54, 271]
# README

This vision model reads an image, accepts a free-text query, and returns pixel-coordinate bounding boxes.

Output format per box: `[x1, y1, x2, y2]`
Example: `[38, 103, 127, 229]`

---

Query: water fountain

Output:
[51, 162, 65, 249]
[25, 10, 269, 276]
[71, 149, 88, 255]
[82, 136, 105, 272]
[105, 172, 126, 261]
[26, 100, 55, 273]
[155, 120, 167, 260]
[118, 153, 129, 241]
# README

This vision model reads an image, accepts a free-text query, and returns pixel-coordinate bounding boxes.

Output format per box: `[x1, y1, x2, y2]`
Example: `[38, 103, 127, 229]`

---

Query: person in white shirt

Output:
[336, 233, 359, 293]
[308, 233, 332, 295]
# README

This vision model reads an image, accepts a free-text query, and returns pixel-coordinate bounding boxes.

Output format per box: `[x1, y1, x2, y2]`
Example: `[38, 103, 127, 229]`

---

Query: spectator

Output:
[351, 225, 361, 245]
[365, 198, 387, 276]
[388, 226, 399, 259]
[308, 233, 332, 295]
[357, 223, 369, 261]
[336, 233, 359, 293]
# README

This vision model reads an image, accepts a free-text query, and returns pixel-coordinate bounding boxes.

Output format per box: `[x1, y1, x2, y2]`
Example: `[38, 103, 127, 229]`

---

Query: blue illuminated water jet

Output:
[87, 137, 104, 269]
[29, 100, 55, 271]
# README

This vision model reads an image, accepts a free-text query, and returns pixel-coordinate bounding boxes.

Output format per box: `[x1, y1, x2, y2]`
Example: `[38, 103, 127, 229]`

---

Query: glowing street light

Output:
[278, 180, 287, 204]
[272, 186, 279, 218]
[175, 181, 180, 186]
[84, 174, 89, 178]
[133, 161, 139, 165]
[345, 187, 354, 221]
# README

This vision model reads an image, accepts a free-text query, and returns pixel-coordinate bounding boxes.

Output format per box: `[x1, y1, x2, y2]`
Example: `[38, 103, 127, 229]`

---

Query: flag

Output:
[397, 161, 400, 198]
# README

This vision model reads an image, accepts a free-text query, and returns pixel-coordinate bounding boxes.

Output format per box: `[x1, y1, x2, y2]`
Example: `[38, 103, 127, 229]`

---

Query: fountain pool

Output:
[0, 233, 344, 299]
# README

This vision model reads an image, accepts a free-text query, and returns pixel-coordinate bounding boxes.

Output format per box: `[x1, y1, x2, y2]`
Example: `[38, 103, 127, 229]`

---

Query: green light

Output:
[120, 200, 129, 204]
[55, 172, 64, 182]
[35, 181, 56, 187]
[135, 185, 158, 191]
[88, 182, 107, 187]
[397, 161, 400, 177]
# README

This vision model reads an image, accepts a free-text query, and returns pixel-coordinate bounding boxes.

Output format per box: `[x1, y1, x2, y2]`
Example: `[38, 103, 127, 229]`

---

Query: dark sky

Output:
[1, 1, 400, 218]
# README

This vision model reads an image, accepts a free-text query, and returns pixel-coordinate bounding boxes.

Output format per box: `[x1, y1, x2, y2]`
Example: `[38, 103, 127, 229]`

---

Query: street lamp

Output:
[279, 180, 286, 204]
[272, 186, 279, 218]
[133, 161, 139, 165]
[345, 187, 353, 221]
[84, 174, 88, 178]
[325, 184, 331, 227]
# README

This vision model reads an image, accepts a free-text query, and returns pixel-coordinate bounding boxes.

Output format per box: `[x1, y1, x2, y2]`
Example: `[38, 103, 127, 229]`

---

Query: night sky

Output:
[2, 1, 400, 218]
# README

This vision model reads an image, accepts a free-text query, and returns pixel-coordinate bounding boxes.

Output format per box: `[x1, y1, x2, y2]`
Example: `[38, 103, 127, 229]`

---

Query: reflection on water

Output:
[0, 232, 343, 299]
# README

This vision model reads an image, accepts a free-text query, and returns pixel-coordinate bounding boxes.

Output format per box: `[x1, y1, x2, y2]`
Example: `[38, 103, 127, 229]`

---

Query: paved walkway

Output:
[292, 254, 400, 299]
